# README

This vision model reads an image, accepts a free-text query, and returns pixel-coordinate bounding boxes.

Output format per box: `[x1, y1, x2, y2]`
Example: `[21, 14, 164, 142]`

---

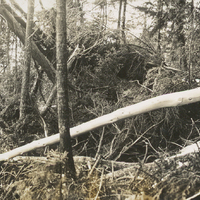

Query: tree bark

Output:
[20, 0, 34, 119]
[56, 0, 76, 178]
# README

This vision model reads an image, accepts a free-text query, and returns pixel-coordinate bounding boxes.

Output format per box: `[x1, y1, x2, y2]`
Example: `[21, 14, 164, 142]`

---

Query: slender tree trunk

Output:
[40, 85, 57, 116]
[143, 11, 147, 35]
[117, 0, 122, 29]
[188, 0, 194, 87]
[56, 0, 76, 179]
[6, 27, 10, 68]
[20, 0, 34, 119]
[122, 0, 127, 44]
[177, 0, 187, 70]
[157, 0, 162, 53]
[105, 0, 107, 29]
[76, 0, 84, 25]
[14, 35, 18, 94]
[38, 0, 44, 10]
[0, 18, 2, 32]
[100, 4, 104, 32]
[15, 36, 18, 73]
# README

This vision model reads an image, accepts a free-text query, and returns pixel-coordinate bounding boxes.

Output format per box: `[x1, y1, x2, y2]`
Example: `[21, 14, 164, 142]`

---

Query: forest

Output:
[1, 0, 200, 199]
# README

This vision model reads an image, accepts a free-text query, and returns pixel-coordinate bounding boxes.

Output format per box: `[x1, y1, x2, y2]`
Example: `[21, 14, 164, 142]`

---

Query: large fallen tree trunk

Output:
[1, 87, 200, 161]
[0, 6, 56, 83]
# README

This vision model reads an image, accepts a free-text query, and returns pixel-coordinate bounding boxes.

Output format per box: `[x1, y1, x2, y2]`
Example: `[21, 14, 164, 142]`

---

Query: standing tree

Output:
[6, 27, 10, 68]
[20, 0, 34, 119]
[14, 36, 18, 93]
[188, 0, 194, 87]
[157, 0, 162, 54]
[117, 0, 123, 29]
[94, 0, 107, 33]
[56, 0, 76, 179]
[100, 0, 107, 31]
[121, 0, 127, 44]
[176, 0, 187, 70]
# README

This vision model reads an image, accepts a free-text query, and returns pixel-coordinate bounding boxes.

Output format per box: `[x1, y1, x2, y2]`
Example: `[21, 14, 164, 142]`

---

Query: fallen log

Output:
[1, 87, 200, 161]
[0, 6, 56, 83]
[9, 155, 139, 171]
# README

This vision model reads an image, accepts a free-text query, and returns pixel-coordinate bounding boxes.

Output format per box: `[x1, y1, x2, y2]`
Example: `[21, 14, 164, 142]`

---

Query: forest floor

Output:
[1, 50, 200, 199]
[1, 148, 200, 200]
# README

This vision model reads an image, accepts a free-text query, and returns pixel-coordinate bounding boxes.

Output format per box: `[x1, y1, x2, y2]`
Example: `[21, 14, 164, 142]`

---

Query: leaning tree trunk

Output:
[0, 4, 56, 83]
[56, 0, 76, 178]
[20, 0, 34, 119]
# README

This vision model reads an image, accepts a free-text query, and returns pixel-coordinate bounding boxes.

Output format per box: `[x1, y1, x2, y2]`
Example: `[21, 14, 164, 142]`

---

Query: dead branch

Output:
[40, 85, 57, 116]
[67, 44, 82, 70]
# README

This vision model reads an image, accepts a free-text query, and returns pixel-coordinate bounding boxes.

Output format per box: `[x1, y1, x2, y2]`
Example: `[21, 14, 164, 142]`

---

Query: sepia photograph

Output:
[1, 0, 200, 199]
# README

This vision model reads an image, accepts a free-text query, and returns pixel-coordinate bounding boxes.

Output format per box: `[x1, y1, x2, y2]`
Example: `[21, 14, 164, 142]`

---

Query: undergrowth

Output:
[1, 42, 200, 199]
[1, 150, 200, 199]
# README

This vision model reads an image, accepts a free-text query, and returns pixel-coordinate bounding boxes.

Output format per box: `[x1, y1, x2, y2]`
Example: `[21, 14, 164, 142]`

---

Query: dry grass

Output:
[1, 150, 200, 200]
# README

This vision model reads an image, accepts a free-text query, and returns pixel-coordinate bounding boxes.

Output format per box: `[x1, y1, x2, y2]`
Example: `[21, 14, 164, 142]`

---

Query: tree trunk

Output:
[77, 0, 84, 25]
[38, 0, 44, 10]
[104, 0, 107, 29]
[56, 0, 76, 178]
[14, 36, 18, 94]
[0, 5, 56, 83]
[20, 0, 34, 119]
[188, 0, 194, 87]
[122, 0, 127, 44]
[157, 0, 162, 53]
[1, 87, 200, 161]
[0, 18, 2, 32]
[6, 27, 10, 68]
[117, 0, 122, 29]
[177, 0, 187, 70]
[10, 0, 27, 19]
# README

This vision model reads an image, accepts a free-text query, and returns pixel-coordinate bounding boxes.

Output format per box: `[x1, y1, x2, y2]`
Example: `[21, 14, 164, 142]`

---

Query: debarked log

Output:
[1, 87, 200, 161]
